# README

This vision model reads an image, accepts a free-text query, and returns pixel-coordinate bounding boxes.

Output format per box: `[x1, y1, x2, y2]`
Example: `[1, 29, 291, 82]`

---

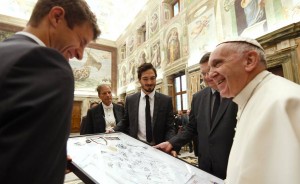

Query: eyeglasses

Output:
[86, 136, 108, 145]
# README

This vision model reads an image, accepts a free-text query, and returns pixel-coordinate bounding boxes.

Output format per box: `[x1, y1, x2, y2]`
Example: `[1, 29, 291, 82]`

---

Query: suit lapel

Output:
[210, 98, 230, 134]
[112, 103, 118, 123]
[95, 103, 104, 119]
[94, 103, 105, 131]
[133, 93, 141, 130]
[204, 89, 212, 130]
[152, 92, 159, 127]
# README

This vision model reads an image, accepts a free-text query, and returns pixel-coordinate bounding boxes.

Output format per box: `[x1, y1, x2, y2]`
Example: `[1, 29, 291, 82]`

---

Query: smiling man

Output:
[114, 63, 176, 145]
[209, 37, 300, 184]
[154, 52, 237, 179]
[81, 84, 124, 134]
[0, 0, 100, 183]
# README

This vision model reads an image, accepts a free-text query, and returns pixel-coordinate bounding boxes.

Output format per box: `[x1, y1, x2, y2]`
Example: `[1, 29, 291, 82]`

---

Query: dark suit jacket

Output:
[79, 116, 87, 135]
[169, 87, 237, 179]
[0, 34, 74, 184]
[115, 92, 175, 144]
[80, 102, 124, 134]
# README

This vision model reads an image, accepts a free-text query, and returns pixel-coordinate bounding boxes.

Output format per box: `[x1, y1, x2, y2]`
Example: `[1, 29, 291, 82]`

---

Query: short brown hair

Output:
[137, 63, 157, 80]
[96, 84, 111, 95]
[28, 0, 101, 40]
[199, 52, 211, 64]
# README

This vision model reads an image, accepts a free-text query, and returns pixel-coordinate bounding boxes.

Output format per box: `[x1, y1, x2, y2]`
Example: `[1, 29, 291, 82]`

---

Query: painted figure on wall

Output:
[70, 48, 111, 91]
[150, 12, 159, 33]
[190, 15, 210, 40]
[129, 60, 136, 82]
[121, 66, 127, 86]
[138, 51, 147, 66]
[128, 36, 134, 54]
[167, 28, 180, 63]
[73, 51, 102, 81]
[234, 0, 267, 35]
[163, 4, 171, 21]
[0, 31, 14, 41]
[151, 42, 161, 68]
[241, 0, 265, 27]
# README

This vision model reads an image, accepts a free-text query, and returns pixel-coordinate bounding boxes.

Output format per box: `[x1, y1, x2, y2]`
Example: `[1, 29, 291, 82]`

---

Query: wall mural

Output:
[234, 0, 267, 36]
[120, 64, 127, 87]
[127, 35, 135, 56]
[151, 41, 161, 69]
[167, 27, 181, 64]
[129, 59, 136, 82]
[114, 0, 300, 92]
[163, 3, 172, 22]
[187, 2, 217, 66]
[138, 50, 147, 66]
[149, 10, 159, 37]
[0, 30, 14, 41]
[70, 48, 112, 92]
[0, 28, 113, 95]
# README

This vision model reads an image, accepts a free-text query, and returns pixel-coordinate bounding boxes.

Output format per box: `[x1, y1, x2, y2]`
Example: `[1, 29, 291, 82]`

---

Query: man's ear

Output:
[244, 50, 259, 72]
[48, 6, 65, 28]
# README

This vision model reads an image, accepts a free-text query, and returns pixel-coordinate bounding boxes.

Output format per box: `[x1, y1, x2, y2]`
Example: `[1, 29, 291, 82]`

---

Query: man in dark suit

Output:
[80, 101, 99, 134]
[114, 63, 175, 145]
[0, 1, 100, 184]
[154, 52, 238, 179]
[81, 84, 124, 134]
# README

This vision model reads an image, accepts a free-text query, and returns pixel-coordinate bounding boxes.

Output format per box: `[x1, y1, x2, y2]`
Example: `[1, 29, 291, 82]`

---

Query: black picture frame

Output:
[67, 132, 223, 184]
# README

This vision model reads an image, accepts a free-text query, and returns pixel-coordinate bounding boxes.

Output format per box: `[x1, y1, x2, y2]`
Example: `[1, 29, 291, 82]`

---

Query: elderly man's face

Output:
[98, 85, 113, 106]
[208, 43, 249, 98]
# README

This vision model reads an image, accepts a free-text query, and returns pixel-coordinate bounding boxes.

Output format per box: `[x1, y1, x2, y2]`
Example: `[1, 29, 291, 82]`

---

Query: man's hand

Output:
[153, 141, 177, 157]
[105, 128, 115, 133]
[65, 155, 72, 174]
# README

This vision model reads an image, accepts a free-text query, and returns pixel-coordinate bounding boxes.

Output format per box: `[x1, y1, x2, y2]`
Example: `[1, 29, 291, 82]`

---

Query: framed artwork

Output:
[67, 132, 224, 184]
[70, 43, 117, 96]
[0, 21, 117, 96]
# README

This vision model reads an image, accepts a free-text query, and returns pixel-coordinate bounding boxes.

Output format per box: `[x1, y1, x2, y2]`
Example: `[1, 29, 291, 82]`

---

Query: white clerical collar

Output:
[102, 103, 113, 109]
[141, 90, 155, 100]
[16, 31, 46, 46]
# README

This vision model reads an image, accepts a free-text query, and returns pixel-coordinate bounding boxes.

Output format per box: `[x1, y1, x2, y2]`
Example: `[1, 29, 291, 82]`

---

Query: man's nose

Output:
[208, 69, 217, 78]
[75, 48, 84, 60]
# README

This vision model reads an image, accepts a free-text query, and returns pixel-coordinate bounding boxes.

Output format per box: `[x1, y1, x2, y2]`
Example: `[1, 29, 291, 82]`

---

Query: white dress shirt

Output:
[137, 90, 155, 143]
[102, 103, 116, 131]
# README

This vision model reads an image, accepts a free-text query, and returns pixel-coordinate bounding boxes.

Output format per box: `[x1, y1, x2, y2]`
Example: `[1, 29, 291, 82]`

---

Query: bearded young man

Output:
[114, 63, 175, 145]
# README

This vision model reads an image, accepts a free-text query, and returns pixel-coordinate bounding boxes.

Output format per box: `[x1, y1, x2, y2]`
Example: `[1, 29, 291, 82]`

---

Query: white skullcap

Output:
[217, 37, 264, 51]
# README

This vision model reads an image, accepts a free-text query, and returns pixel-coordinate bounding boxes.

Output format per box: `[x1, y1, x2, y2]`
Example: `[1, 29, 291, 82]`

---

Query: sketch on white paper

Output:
[67, 133, 224, 184]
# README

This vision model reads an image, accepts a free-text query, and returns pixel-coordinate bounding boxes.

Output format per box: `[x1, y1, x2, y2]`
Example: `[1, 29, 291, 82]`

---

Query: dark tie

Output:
[211, 91, 220, 124]
[145, 95, 152, 142]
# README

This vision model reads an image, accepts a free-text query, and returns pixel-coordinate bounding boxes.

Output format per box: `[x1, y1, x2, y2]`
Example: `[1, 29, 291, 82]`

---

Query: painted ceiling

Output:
[0, 0, 149, 41]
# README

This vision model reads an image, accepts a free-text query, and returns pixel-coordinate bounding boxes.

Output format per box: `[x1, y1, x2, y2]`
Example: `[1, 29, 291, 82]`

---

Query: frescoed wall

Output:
[70, 48, 112, 92]
[116, 0, 300, 101]
[187, 1, 217, 66]
[0, 30, 14, 41]
[166, 27, 181, 64]
[151, 41, 161, 69]
[149, 10, 159, 37]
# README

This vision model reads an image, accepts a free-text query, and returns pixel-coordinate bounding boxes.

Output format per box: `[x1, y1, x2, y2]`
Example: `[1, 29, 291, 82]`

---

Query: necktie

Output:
[211, 91, 220, 125]
[145, 95, 152, 142]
